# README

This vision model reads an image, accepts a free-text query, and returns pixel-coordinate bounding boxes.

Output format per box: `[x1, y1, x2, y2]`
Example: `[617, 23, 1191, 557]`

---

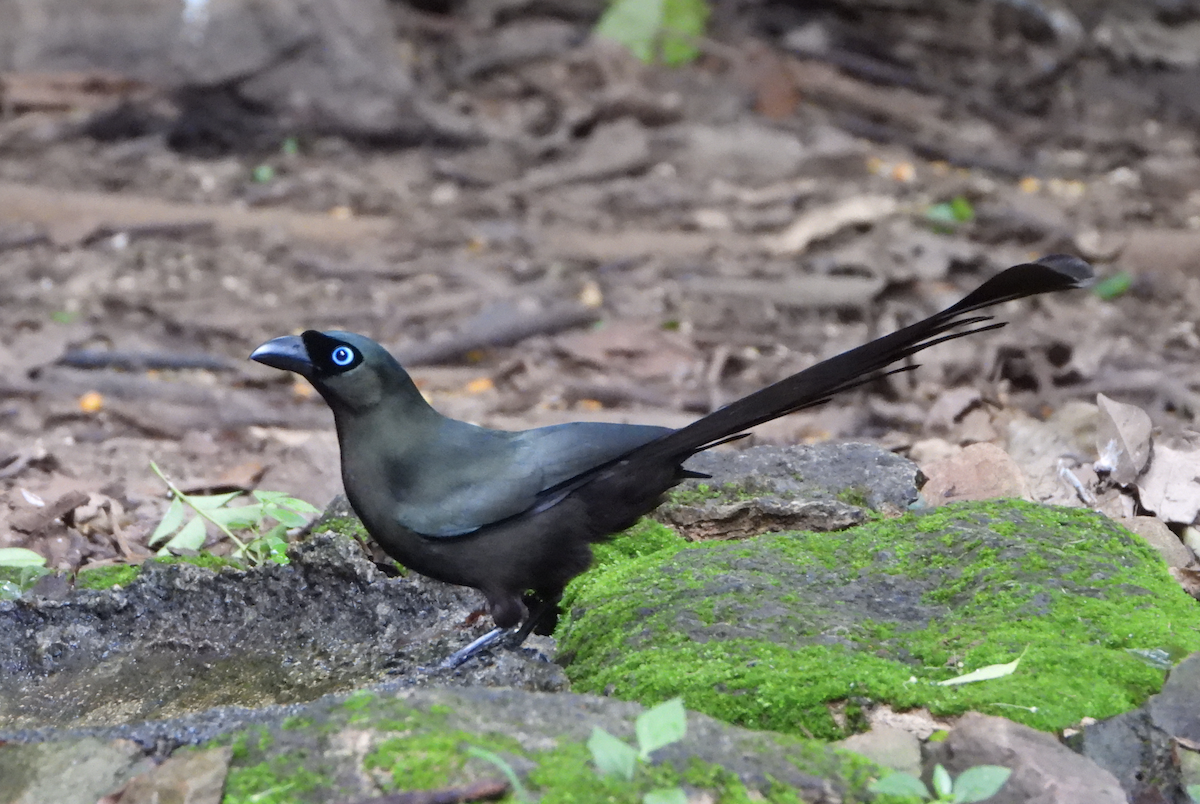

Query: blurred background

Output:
[1, 0, 1197, 572]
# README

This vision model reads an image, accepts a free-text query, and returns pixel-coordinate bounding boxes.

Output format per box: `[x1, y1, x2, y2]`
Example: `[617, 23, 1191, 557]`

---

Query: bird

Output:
[251, 255, 1092, 664]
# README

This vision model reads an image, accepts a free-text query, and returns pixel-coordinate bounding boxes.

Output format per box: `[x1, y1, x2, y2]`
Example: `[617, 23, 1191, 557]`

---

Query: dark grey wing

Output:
[395, 420, 671, 537]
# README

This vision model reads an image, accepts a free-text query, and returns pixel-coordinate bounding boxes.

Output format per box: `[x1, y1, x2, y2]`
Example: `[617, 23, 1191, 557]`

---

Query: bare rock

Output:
[0, 737, 151, 804]
[927, 713, 1126, 804]
[836, 725, 921, 776]
[659, 443, 922, 538]
[919, 442, 1031, 506]
[0, 0, 419, 139]
[114, 746, 231, 804]
[1122, 516, 1194, 568]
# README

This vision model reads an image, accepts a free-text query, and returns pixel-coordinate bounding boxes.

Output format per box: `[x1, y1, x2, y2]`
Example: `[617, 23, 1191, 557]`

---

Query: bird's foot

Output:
[438, 626, 513, 670]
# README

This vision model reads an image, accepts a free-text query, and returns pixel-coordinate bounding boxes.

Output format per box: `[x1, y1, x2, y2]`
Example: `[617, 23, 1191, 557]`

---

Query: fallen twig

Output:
[397, 303, 600, 366]
[59, 349, 237, 372]
[345, 779, 509, 804]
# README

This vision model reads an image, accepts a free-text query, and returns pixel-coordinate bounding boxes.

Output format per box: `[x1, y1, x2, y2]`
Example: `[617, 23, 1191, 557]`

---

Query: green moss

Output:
[223, 754, 329, 804]
[667, 480, 767, 508]
[342, 690, 376, 711]
[561, 500, 1200, 738]
[228, 727, 273, 763]
[281, 715, 314, 731]
[156, 553, 246, 572]
[75, 564, 141, 590]
[207, 687, 882, 803]
[320, 517, 369, 540]
[591, 519, 687, 571]
[667, 483, 722, 507]
[365, 733, 467, 790]
[527, 740, 682, 803]
[836, 485, 871, 508]
[72, 552, 248, 591]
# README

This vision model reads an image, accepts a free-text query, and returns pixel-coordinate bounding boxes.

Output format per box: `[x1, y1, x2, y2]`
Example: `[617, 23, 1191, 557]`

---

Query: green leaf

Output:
[949, 195, 975, 222]
[187, 492, 241, 511]
[595, 0, 662, 62]
[643, 788, 687, 804]
[587, 727, 637, 781]
[244, 530, 290, 565]
[255, 490, 319, 513]
[205, 505, 264, 530]
[0, 580, 21, 600]
[1187, 783, 1200, 803]
[465, 746, 530, 803]
[659, 0, 707, 65]
[1093, 271, 1132, 301]
[937, 647, 1027, 686]
[150, 498, 186, 546]
[931, 764, 952, 798]
[869, 772, 930, 799]
[594, 0, 707, 65]
[0, 547, 47, 567]
[263, 504, 308, 528]
[159, 517, 206, 554]
[635, 697, 687, 759]
[952, 766, 1012, 803]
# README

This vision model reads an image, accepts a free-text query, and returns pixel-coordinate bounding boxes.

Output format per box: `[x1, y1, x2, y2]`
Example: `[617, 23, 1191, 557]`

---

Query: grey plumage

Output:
[251, 254, 1093, 643]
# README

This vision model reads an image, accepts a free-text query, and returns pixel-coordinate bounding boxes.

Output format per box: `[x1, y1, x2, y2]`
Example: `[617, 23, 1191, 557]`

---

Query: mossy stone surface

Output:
[208, 686, 882, 804]
[559, 500, 1200, 739]
[659, 444, 922, 539]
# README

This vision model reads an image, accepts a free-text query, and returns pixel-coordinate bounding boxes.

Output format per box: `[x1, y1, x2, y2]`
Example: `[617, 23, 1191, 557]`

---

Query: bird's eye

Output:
[331, 346, 356, 367]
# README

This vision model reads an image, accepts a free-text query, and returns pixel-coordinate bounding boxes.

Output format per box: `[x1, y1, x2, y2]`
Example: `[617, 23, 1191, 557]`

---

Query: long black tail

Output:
[627, 254, 1092, 466]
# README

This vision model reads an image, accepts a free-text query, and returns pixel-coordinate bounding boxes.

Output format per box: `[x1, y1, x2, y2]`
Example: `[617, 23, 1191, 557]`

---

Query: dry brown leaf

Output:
[1170, 566, 1200, 599]
[1094, 393, 1152, 485]
[554, 323, 698, 381]
[180, 461, 267, 495]
[919, 442, 1031, 506]
[9, 489, 90, 535]
[1121, 516, 1194, 569]
[1137, 443, 1200, 525]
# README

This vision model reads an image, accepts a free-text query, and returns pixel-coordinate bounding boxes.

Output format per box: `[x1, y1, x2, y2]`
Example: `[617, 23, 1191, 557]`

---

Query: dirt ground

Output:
[3, 0, 1200, 574]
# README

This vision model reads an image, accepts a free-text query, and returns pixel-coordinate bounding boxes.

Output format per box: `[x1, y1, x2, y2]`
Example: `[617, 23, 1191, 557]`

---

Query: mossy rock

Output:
[208, 687, 883, 804]
[659, 444, 922, 539]
[559, 500, 1200, 739]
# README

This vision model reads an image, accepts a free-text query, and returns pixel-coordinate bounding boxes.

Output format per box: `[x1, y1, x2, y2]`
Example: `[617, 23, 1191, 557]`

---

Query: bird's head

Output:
[250, 330, 421, 414]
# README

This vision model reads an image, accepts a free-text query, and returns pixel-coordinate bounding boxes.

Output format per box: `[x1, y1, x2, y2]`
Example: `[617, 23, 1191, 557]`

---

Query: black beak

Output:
[250, 335, 314, 377]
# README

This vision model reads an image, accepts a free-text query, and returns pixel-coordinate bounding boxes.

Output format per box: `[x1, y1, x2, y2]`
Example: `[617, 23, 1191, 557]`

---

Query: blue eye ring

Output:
[330, 346, 355, 367]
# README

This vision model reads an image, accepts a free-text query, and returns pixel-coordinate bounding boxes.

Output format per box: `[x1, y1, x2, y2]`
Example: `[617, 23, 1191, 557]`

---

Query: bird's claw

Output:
[439, 626, 513, 670]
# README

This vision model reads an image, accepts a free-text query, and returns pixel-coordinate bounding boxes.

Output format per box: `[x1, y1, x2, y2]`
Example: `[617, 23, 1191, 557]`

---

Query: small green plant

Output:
[594, 0, 709, 66]
[1093, 272, 1132, 301]
[0, 547, 51, 599]
[925, 196, 975, 232]
[587, 697, 688, 803]
[869, 763, 1011, 803]
[149, 462, 318, 565]
[465, 746, 531, 803]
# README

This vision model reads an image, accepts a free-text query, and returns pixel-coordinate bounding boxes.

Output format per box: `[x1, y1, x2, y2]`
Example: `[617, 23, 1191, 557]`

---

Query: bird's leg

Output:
[439, 591, 564, 670]
[513, 591, 562, 644]
[438, 626, 512, 670]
